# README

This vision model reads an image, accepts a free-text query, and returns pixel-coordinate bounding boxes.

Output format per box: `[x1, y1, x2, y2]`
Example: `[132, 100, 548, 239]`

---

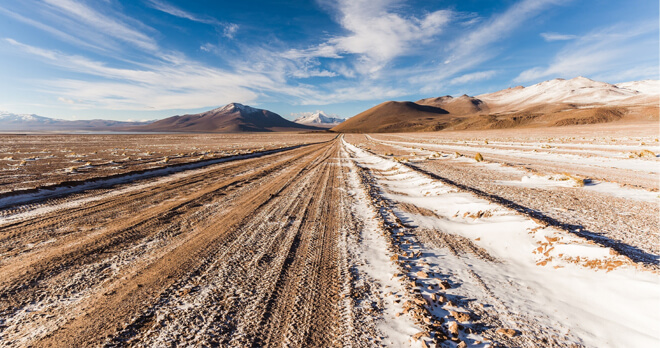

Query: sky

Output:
[0, 0, 658, 121]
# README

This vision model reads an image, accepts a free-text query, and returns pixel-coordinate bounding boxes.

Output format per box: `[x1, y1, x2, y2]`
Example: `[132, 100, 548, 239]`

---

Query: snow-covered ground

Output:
[366, 135, 660, 203]
[343, 137, 660, 348]
[370, 137, 659, 174]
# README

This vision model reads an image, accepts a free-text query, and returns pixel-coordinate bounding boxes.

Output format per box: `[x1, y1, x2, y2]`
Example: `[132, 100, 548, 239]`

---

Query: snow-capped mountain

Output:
[0, 111, 151, 131]
[0, 111, 60, 124]
[477, 76, 658, 110]
[294, 111, 345, 127]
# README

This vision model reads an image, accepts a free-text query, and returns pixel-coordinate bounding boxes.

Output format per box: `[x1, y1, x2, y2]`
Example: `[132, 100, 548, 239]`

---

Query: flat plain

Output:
[0, 124, 658, 347]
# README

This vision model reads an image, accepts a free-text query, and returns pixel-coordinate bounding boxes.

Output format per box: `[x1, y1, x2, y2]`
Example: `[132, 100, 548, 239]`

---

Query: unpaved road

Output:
[0, 136, 658, 347]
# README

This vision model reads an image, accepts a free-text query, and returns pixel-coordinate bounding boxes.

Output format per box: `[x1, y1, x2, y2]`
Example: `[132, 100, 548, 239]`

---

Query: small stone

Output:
[457, 341, 467, 348]
[438, 281, 451, 290]
[412, 331, 429, 341]
[450, 311, 471, 323]
[416, 271, 429, 278]
[448, 322, 459, 336]
[496, 328, 517, 338]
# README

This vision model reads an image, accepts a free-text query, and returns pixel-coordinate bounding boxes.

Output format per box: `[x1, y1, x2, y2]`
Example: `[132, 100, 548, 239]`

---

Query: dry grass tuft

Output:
[628, 149, 656, 158]
[549, 173, 587, 187]
[474, 153, 484, 162]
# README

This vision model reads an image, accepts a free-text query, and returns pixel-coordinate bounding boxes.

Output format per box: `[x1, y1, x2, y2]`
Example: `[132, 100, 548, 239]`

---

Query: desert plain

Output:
[0, 121, 658, 348]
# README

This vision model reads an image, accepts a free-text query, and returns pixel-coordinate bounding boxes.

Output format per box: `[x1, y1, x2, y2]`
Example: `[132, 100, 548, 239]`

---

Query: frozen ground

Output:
[0, 132, 657, 347]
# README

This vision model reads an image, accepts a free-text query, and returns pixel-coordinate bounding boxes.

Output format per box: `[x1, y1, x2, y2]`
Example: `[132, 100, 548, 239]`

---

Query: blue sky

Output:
[0, 0, 657, 121]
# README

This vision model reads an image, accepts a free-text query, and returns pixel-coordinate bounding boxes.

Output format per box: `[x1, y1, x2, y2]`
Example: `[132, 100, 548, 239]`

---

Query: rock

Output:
[496, 328, 517, 338]
[450, 311, 470, 322]
[438, 281, 451, 290]
[457, 341, 467, 348]
[448, 321, 459, 336]
[412, 331, 429, 341]
[416, 271, 429, 278]
[390, 254, 399, 261]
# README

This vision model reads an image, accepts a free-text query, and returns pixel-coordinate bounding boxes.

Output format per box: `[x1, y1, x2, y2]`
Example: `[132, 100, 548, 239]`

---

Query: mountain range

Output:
[331, 77, 659, 133]
[2, 77, 657, 133]
[0, 112, 152, 131]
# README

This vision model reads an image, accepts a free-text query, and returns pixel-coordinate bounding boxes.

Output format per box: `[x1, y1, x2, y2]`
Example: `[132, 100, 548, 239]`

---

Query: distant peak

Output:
[293, 110, 345, 125]
[215, 103, 260, 113]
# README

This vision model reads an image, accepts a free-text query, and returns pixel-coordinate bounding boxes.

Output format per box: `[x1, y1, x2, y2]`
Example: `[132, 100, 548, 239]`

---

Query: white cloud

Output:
[223, 23, 239, 39]
[200, 43, 215, 52]
[450, 70, 497, 85]
[516, 22, 659, 83]
[286, 0, 452, 75]
[540, 32, 577, 41]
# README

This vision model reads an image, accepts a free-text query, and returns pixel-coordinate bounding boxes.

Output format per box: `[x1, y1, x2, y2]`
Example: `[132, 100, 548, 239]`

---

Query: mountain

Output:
[333, 77, 659, 133]
[330, 101, 450, 133]
[416, 95, 489, 115]
[136, 103, 323, 133]
[476, 76, 655, 112]
[294, 111, 345, 128]
[0, 111, 151, 132]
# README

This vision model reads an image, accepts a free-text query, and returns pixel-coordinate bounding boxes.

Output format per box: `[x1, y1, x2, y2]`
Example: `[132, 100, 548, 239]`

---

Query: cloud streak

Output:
[540, 32, 577, 41]
[42, 0, 159, 51]
[146, 0, 239, 38]
[450, 70, 497, 85]
[516, 22, 659, 82]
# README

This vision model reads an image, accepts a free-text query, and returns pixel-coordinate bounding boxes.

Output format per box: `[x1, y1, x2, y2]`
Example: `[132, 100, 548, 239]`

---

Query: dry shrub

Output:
[474, 153, 484, 162]
[639, 149, 656, 158]
[628, 149, 656, 158]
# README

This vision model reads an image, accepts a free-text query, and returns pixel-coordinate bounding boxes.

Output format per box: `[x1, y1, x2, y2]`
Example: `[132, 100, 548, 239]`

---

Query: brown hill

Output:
[416, 95, 489, 115]
[330, 101, 451, 133]
[135, 103, 322, 133]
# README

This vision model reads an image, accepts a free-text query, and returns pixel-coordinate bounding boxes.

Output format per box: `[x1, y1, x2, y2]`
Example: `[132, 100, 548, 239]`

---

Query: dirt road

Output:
[0, 136, 657, 347]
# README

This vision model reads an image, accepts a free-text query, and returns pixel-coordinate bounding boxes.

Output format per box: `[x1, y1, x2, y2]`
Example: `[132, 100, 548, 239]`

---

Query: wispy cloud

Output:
[5, 38, 287, 110]
[57, 97, 74, 104]
[146, 0, 239, 38]
[540, 32, 577, 41]
[146, 0, 209, 23]
[445, 0, 566, 64]
[41, 0, 159, 51]
[0, 5, 106, 51]
[450, 70, 497, 85]
[415, 0, 568, 92]
[516, 22, 659, 82]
